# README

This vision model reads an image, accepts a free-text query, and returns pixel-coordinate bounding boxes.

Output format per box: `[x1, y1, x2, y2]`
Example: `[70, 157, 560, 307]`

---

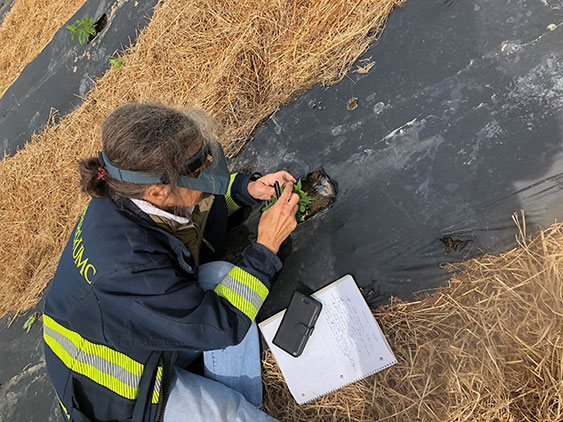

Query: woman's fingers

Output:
[288, 190, 300, 207]
[257, 183, 298, 254]
[279, 182, 294, 201]
[247, 171, 297, 200]
[278, 171, 297, 183]
[264, 171, 296, 186]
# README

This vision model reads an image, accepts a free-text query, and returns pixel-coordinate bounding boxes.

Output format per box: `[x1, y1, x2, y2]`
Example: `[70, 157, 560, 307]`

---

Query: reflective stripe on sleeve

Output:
[43, 315, 144, 400]
[213, 266, 269, 321]
[225, 173, 241, 212]
[151, 365, 163, 404]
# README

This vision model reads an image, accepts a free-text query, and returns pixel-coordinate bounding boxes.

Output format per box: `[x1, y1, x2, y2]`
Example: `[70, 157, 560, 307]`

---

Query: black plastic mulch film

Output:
[1, 0, 562, 318]
[230, 0, 563, 318]
[0, 0, 562, 419]
[0, 0, 160, 156]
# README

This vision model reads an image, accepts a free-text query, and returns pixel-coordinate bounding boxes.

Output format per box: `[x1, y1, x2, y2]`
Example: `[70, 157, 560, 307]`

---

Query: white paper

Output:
[259, 275, 397, 404]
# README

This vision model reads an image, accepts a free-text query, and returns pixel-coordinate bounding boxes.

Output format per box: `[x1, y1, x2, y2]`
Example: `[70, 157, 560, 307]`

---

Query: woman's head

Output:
[79, 103, 219, 207]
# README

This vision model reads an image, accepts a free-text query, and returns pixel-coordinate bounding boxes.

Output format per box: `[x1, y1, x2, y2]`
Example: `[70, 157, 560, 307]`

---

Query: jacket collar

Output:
[109, 197, 196, 273]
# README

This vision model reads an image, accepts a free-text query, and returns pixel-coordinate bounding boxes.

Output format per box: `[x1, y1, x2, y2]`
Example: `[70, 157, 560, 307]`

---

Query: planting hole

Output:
[89, 14, 107, 43]
[440, 236, 463, 251]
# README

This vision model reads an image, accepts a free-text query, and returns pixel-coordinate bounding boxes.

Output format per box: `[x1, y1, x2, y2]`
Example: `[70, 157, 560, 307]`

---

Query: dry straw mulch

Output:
[0, 0, 403, 318]
[263, 214, 563, 421]
[0, 0, 86, 96]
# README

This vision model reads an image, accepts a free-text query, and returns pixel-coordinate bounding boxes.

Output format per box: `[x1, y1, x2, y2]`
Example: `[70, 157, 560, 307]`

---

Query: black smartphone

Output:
[273, 290, 322, 358]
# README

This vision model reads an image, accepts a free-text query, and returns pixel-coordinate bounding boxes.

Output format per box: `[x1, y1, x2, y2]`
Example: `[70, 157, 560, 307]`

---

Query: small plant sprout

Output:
[109, 55, 124, 68]
[66, 16, 96, 45]
[23, 312, 42, 333]
[262, 179, 313, 222]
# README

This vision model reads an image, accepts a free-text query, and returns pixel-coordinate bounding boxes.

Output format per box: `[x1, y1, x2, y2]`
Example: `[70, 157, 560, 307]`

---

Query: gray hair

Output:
[78, 103, 221, 199]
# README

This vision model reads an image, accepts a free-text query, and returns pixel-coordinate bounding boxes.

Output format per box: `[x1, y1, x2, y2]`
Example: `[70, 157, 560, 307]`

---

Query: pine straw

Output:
[0, 0, 86, 96]
[263, 213, 563, 421]
[0, 0, 403, 318]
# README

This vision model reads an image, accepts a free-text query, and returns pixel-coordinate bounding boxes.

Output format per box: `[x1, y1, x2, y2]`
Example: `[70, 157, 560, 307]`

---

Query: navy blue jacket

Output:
[43, 174, 282, 422]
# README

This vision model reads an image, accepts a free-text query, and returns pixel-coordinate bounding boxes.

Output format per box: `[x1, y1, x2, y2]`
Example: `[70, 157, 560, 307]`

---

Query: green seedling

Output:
[66, 16, 96, 45]
[109, 55, 124, 68]
[23, 312, 42, 333]
[262, 179, 313, 222]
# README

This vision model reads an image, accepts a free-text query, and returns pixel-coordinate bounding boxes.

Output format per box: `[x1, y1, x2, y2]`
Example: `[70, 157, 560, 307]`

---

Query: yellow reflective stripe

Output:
[44, 315, 143, 377]
[44, 330, 139, 399]
[229, 267, 269, 301]
[214, 284, 258, 320]
[57, 394, 70, 420]
[213, 266, 270, 320]
[151, 365, 163, 404]
[44, 315, 167, 406]
[225, 173, 241, 211]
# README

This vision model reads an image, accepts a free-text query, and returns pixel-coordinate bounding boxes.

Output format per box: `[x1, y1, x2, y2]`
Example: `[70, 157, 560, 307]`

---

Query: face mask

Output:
[98, 142, 230, 195]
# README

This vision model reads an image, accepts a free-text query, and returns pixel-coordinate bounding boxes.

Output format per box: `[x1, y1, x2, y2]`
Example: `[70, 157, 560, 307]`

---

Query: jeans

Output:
[163, 261, 278, 422]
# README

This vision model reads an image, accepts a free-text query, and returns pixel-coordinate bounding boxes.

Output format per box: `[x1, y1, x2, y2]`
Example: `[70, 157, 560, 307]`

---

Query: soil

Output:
[300, 169, 336, 220]
[89, 13, 108, 42]
[347, 97, 358, 110]
[221, 168, 336, 264]
[440, 236, 463, 251]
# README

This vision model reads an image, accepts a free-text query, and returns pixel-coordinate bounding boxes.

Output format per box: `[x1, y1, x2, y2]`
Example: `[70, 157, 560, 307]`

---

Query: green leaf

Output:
[299, 205, 305, 212]
[67, 16, 96, 45]
[23, 312, 41, 333]
[109, 56, 124, 68]
[296, 179, 302, 191]
[23, 318, 33, 332]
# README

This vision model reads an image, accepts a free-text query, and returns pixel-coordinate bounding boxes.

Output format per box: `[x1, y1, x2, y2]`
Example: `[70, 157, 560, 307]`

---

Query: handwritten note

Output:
[259, 275, 397, 404]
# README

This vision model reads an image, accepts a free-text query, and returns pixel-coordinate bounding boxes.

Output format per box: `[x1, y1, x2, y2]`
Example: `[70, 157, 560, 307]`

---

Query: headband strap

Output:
[97, 142, 229, 195]
[98, 151, 163, 184]
[98, 146, 209, 185]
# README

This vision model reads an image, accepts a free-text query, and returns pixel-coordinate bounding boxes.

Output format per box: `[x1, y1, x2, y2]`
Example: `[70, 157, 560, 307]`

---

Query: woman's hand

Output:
[248, 171, 296, 201]
[257, 182, 299, 254]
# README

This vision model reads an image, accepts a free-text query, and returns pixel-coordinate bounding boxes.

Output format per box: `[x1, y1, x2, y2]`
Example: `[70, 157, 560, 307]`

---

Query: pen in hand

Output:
[274, 181, 282, 199]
